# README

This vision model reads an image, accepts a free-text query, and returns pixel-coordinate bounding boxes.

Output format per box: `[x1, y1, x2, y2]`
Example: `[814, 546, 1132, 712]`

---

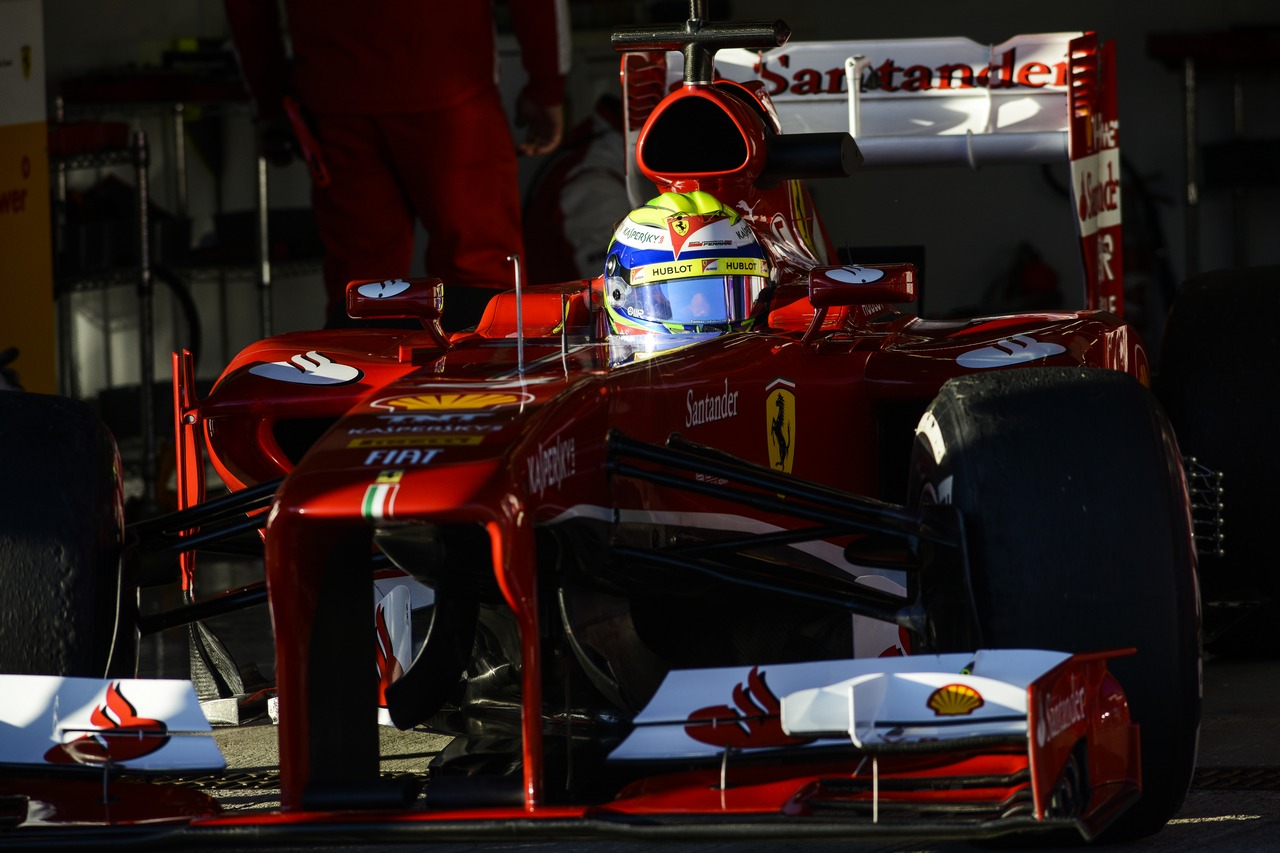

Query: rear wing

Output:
[621, 32, 1123, 314]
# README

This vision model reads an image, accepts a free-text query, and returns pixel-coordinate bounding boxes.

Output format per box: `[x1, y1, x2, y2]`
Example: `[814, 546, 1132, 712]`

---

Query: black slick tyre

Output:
[909, 367, 1200, 840]
[0, 391, 135, 677]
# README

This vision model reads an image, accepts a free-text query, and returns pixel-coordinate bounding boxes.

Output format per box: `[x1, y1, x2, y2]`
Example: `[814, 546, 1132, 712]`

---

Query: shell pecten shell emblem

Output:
[927, 683, 985, 716]
[374, 392, 531, 411]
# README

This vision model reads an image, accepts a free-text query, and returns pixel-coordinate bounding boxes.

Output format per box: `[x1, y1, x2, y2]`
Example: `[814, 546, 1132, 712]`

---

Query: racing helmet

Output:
[602, 191, 769, 335]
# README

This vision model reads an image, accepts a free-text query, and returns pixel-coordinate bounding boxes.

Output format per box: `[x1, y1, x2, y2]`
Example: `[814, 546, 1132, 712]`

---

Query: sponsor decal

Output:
[667, 211, 729, 257]
[362, 471, 402, 519]
[827, 265, 885, 284]
[684, 667, 815, 749]
[348, 435, 482, 448]
[618, 223, 667, 247]
[955, 334, 1066, 369]
[755, 46, 1067, 99]
[1077, 150, 1121, 231]
[735, 199, 765, 224]
[635, 257, 765, 284]
[44, 683, 168, 765]
[0, 185, 27, 214]
[1086, 111, 1118, 154]
[374, 586, 410, 706]
[927, 683, 985, 716]
[349, 422, 503, 436]
[528, 435, 576, 498]
[686, 378, 740, 428]
[765, 378, 796, 473]
[632, 260, 695, 284]
[372, 391, 532, 411]
[357, 278, 412, 299]
[1073, 143, 1122, 292]
[362, 448, 442, 467]
[249, 351, 362, 385]
[380, 412, 495, 424]
[1035, 674, 1086, 747]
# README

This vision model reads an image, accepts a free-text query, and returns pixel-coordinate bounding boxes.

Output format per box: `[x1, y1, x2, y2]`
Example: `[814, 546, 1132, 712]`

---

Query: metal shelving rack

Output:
[51, 93, 312, 510]
[52, 128, 162, 508]
[1149, 29, 1280, 277]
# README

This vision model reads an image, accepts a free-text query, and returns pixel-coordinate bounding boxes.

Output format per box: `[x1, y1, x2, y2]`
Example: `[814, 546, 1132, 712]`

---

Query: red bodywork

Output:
[63, 18, 1145, 844]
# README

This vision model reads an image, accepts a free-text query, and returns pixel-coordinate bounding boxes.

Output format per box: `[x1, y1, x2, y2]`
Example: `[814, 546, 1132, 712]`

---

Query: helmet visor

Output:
[612, 275, 767, 326]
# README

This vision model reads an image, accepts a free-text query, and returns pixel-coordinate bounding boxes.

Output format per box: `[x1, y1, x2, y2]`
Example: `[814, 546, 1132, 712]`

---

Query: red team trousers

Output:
[309, 87, 522, 323]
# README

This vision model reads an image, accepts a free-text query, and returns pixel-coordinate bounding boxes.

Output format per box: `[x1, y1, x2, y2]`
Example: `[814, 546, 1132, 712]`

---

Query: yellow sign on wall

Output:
[0, 0, 54, 394]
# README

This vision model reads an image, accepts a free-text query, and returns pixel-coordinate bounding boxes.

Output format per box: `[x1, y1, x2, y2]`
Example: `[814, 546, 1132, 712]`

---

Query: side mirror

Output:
[808, 263, 916, 307]
[345, 277, 450, 350]
[346, 277, 443, 321]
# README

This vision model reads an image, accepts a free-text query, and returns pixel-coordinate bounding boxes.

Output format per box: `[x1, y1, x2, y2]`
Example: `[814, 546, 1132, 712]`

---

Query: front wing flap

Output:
[608, 649, 1139, 839]
[0, 675, 224, 773]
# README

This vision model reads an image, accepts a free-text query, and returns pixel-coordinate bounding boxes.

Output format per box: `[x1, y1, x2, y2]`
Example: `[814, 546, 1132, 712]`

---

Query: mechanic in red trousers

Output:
[224, 0, 570, 330]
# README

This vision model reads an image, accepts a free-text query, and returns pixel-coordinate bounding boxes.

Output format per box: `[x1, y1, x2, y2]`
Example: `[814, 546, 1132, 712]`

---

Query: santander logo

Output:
[250, 351, 363, 385]
[44, 683, 169, 765]
[956, 334, 1066, 369]
[684, 667, 815, 749]
[1078, 159, 1121, 224]
[357, 279, 412, 299]
[754, 47, 1067, 98]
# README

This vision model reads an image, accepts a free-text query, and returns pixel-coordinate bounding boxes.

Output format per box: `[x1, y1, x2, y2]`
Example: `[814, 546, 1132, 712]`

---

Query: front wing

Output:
[0, 650, 1137, 844]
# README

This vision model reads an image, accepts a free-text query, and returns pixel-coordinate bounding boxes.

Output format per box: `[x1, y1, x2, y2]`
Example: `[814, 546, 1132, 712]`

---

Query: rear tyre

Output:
[1156, 265, 1280, 655]
[0, 392, 135, 676]
[909, 368, 1200, 840]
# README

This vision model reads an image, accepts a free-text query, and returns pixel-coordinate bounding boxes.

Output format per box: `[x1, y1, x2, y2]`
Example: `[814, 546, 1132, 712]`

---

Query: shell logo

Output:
[927, 683, 985, 716]
[373, 392, 530, 411]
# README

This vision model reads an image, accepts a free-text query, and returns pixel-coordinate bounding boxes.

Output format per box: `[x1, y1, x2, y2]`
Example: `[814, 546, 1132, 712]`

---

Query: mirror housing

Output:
[346, 277, 444, 321]
[345, 277, 450, 350]
[808, 264, 916, 307]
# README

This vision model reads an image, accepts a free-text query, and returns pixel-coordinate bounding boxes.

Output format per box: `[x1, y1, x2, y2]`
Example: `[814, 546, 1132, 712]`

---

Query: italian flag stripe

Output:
[362, 483, 398, 519]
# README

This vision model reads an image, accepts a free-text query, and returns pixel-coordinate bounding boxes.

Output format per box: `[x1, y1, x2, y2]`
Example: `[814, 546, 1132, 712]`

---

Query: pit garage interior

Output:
[2, 0, 1279, 848]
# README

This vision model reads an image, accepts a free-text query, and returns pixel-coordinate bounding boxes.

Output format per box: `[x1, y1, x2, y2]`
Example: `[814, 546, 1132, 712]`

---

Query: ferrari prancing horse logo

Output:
[666, 211, 725, 258]
[766, 378, 796, 473]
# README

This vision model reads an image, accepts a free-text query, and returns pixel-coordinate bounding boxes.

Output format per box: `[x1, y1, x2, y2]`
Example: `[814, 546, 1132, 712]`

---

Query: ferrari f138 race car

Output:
[1, 2, 1213, 846]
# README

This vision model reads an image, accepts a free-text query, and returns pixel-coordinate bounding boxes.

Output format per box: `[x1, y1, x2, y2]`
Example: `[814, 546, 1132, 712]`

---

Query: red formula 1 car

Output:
[0, 4, 1202, 846]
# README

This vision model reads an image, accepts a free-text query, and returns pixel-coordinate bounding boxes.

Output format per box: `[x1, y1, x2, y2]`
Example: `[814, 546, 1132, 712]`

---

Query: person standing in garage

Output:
[223, 0, 570, 330]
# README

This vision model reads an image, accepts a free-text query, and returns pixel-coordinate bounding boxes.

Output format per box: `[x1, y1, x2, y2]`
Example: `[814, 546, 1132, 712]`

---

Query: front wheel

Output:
[0, 391, 135, 677]
[909, 367, 1200, 840]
